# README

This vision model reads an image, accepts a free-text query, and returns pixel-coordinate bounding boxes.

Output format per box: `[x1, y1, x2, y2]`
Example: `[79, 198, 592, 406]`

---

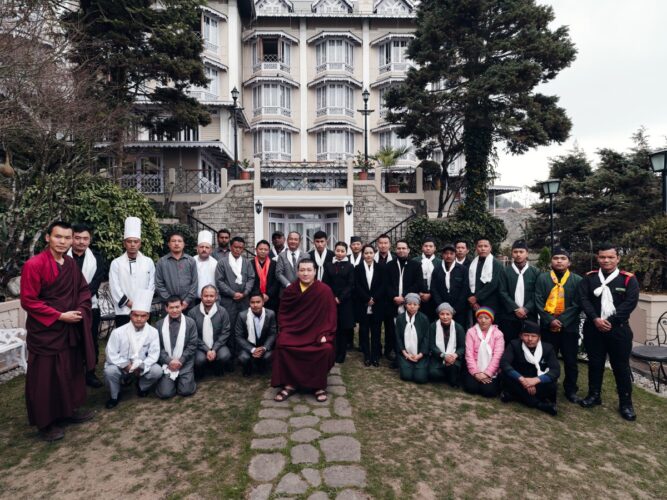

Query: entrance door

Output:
[268, 210, 340, 252]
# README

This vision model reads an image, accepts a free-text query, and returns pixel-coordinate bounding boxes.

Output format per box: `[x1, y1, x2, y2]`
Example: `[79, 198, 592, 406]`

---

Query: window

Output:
[379, 40, 410, 71]
[316, 84, 354, 117]
[256, 0, 291, 14]
[252, 84, 292, 116]
[379, 87, 388, 117]
[203, 15, 218, 49]
[205, 66, 219, 96]
[252, 39, 291, 71]
[148, 127, 199, 141]
[316, 131, 354, 160]
[375, 0, 412, 15]
[253, 129, 292, 161]
[379, 130, 415, 160]
[315, 39, 354, 72]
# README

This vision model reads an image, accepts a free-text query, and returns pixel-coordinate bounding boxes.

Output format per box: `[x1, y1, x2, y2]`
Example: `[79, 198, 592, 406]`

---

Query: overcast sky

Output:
[496, 0, 667, 188]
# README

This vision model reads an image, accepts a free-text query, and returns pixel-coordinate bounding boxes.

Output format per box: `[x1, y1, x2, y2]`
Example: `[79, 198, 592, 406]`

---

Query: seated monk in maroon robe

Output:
[272, 258, 337, 402]
[20, 221, 95, 442]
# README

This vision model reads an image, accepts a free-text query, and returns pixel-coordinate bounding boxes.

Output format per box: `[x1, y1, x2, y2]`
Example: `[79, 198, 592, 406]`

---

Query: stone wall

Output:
[353, 183, 415, 243]
[192, 182, 256, 248]
[0, 300, 25, 329]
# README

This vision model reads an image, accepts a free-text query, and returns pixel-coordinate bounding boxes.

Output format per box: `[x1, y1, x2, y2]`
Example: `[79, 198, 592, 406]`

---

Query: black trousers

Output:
[89, 308, 101, 369]
[462, 371, 501, 398]
[498, 316, 523, 345]
[583, 322, 633, 405]
[359, 313, 382, 363]
[336, 327, 352, 363]
[541, 327, 580, 395]
[115, 314, 130, 328]
[382, 311, 396, 356]
[501, 374, 557, 407]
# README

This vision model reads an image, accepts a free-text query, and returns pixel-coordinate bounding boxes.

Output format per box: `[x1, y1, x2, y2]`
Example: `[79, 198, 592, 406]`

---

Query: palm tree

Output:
[372, 145, 410, 191]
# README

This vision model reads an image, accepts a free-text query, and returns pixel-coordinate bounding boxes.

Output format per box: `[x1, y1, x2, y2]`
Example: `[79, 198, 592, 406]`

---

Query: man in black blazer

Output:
[431, 244, 469, 326]
[309, 230, 335, 281]
[235, 293, 278, 376]
[252, 240, 280, 313]
[500, 321, 561, 416]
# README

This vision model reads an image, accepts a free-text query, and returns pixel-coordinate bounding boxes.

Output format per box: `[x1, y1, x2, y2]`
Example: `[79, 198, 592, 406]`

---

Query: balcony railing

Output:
[316, 62, 354, 74]
[316, 152, 353, 162]
[204, 40, 219, 52]
[260, 161, 348, 191]
[175, 169, 221, 194]
[316, 107, 354, 118]
[187, 89, 219, 101]
[253, 55, 290, 73]
[120, 174, 164, 194]
[379, 62, 410, 74]
[253, 106, 292, 117]
[256, 152, 292, 162]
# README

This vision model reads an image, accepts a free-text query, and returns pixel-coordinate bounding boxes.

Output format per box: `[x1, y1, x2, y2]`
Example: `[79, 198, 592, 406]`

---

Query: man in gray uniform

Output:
[188, 285, 232, 376]
[155, 231, 198, 311]
[215, 236, 255, 355]
[155, 296, 199, 399]
[276, 231, 308, 289]
[236, 292, 277, 376]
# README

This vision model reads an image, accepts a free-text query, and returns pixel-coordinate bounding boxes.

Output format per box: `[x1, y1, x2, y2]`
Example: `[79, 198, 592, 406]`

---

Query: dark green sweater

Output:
[428, 320, 466, 366]
[395, 311, 431, 355]
[534, 270, 582, 331]
[499, 264, 540, 320]
[469, 257, 505, 313]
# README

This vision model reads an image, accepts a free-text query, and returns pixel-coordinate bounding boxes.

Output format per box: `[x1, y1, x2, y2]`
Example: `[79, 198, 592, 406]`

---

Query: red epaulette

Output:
[586, 269, 598, 276]
[620, 270, 634, 286]
[620, 270, 634, 277]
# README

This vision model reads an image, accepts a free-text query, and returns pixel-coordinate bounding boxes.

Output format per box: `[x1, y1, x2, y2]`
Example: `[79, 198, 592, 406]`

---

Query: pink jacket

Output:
[465, 325, 505, 377]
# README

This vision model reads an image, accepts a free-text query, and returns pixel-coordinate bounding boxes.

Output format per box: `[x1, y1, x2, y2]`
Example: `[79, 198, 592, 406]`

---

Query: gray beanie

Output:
[436, 302, 456, 314]
[404, 293, 421, 305]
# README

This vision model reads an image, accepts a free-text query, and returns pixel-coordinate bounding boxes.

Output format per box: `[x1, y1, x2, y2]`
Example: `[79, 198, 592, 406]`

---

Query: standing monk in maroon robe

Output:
[272, 258, 337, 402]
[20, 221, 95, 441]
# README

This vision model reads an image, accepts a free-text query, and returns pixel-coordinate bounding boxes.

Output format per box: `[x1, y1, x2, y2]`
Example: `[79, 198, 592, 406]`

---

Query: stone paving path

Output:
[247, 365, 371, 500]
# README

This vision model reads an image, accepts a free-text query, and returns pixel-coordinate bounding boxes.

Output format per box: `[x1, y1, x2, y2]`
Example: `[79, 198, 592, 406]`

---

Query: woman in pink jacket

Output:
[463, 307, 504, 398]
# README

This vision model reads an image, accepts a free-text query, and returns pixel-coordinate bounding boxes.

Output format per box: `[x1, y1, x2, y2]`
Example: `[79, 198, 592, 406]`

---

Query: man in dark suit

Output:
[431, 243, 469, 326]
[235, 292, 277, 376]
[252, 239, 280, 313]
[467, 237, 505, 315]
[454, 239, 472, 268]
[309, 230, 335, 281]
[500, 320, 561, 416]
[374, 234, 397, 362]
[276, 231, 309, 290]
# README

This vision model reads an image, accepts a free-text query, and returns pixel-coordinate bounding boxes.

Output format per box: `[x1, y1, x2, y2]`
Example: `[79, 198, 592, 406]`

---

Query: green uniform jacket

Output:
[499, 265, 540, 320]
[534, 271, 583, 331]
[428, 320, 466, 367]
[469, 257, 505, 313]
[395, 311, 431, 355]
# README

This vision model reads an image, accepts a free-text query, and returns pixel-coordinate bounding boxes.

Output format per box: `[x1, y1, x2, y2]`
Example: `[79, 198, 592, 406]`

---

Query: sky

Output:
[495, 0, 667, 189]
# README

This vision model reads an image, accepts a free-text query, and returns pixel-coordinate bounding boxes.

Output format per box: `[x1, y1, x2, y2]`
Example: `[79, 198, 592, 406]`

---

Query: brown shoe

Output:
[69, 408, 94, 424]
[39, 425, 64, 442]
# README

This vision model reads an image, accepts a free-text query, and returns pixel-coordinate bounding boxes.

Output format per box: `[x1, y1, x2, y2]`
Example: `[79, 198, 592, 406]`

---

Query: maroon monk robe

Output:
[271, 280, 337, 390]
[20, 249, 94, 429]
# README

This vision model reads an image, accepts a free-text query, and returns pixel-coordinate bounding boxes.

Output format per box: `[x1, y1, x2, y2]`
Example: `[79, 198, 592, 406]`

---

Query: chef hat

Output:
[131, 289, 154, 313]
[124, 217, 142, 240]
[197, 230, 213, 246]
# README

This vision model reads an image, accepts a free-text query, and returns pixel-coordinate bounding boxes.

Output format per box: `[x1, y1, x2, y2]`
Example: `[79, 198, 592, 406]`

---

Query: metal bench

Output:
[0, 328, 27, 372]
[631, 311, 667, 392]
[97, 283, 116, 339]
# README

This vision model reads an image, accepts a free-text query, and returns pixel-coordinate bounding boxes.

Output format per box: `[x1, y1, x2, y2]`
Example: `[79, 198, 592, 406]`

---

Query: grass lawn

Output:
[344, 350, 667, 499]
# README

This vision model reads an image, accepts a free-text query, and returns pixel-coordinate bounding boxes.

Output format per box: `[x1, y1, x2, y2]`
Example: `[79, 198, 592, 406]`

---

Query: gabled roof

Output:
[307, 30, 362, 45]
[255, 0, 293, 14]
[373, 0, 414, 14]
[311, 0, 353, 14]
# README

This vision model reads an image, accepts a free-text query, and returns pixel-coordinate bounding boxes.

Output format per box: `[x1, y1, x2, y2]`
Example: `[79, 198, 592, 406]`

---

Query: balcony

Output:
[316, 152, 353, 162]
[316, 107, 354, 118]
[253, 55, 290, 74]
[379, 62, 410, 74]
[255, 152, 292, 162]
[176, 169, 222, 194]
[253, 106, 292, 118]
[316, 62, 354, 74]
[120, 174, 164, 194]
[204, 40, 219, 52]
[187, 89, 219, 101]
[260, 161, 348, 191]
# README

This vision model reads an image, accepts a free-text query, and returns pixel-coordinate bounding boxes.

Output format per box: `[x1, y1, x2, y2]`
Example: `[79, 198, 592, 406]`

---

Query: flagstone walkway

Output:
[247, 365, 370, 500]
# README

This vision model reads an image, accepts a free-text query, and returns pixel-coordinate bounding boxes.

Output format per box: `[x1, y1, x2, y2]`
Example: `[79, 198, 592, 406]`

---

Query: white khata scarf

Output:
[349, 252, 362, 267]
[68, 248, 98, 308]
[475, 324, 493, 373]
[246, 307, 266, 346]
[374, 252, 393, 263]
[469, 256, 494, 294]
[126, 323, 148, 372]
[161, 315, 186, 380]
[199, 302, 218, 350]
[365, 263, 374, 314]
[435, 320, 457, 356]
[421, 253, 435, 288]
[512, 262, 530, 308]
[397, 261, 406, 314]
[228, 254, 244, 285]
[403, 313, 419, 355]
[595, 268, 619, 320]
[314, 250, 327, 281]
[522, 341, 549, 376]
[442, 261, 454, 292]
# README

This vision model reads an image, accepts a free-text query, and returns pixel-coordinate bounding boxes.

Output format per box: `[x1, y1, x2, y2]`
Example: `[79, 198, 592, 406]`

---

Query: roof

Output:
[242, 29, 299, 44]
[307, 74, 362, 88]
[307, 31, 362, 45]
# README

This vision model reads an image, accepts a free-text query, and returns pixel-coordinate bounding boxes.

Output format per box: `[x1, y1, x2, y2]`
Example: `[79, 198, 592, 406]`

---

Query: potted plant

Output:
[353, 151, 373, 180]
[238, 159, 252, 180]
[372, 145, 410, 193]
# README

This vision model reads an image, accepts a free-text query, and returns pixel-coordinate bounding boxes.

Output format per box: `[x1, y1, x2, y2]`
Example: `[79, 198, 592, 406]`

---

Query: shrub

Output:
[161, 223, 197, 257]
[621, 216, 667, 291]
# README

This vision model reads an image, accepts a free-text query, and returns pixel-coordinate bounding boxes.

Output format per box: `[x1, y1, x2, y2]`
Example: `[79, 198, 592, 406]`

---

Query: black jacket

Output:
[500, 338, 560, 383]
[251, 257, 280, 312]
[323, 260, 356, 330]
[579, 269, 640, 328]
[387, 258, 424, 313]
[354, 261, 387, 319]
[431, 261, 469, 318]
[309, 249, 335, 278]
[72, 249, 107, 297]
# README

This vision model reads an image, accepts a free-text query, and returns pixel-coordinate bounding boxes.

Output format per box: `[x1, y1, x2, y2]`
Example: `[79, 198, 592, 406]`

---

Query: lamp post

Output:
[357, 88, 374, 165]
[345, 200, 353, 216]
[255, 199, 263, 215]
[649, 148, 667, 215]
[541, 178, 561, 252]
[231, 87, 240, 180]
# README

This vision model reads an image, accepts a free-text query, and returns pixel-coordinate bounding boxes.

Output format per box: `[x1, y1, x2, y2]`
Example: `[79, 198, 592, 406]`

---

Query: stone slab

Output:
[323, 465, 367, 488]
[261, 399, 290, 408]
[254, 419, 288, 435]
[327, 375, 344, 386]
[251, 437, 287, 450]
[329, 366, 341, 375]
[333, 397, 352, 417]
[249, 483, 273, 500]
[248, 453, 285, 482]
[301, 468, 322, 487]
[289, 415, 320, 428]
[328, 385, 347, 396]
[275, 472, 309, 495]
[259, 408, 292, 419]
[313, 408, 331, 418]
[336, 489, 370, 500]
[320, 436, 361, 462]
[291, 443, 320, 464]
[303, 394, 332, 406]
[320, 419, 356, 434]
[263, 387, 279, 399]
[292, 404, 311, 414]
[290, 427, 321, 443]
[308, 493, 329, 500]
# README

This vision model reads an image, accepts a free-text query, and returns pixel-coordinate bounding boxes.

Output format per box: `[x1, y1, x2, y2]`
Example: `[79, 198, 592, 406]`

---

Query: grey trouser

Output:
[104, 364, 163, 399]
[155, 361, 197, 399]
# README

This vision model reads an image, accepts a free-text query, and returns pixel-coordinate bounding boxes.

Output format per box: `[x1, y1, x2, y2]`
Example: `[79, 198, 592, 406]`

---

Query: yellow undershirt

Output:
[300, 281, 313, 293]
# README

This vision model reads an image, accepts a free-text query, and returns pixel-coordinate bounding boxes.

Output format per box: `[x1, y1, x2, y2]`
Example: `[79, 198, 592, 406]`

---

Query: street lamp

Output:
[649, 148, 667, 215]
[357, 88, 374, 165]
[231, 87, 240, 180]
[345, 201, 353, 216]
[541, 178, 561, 252]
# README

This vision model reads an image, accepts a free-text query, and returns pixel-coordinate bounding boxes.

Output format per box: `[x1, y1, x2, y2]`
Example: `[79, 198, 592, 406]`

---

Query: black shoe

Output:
[389, 360, 398, 370]
[372, 361, 380, 367]
[136, 387, 149, 398]
[86, 372, 103, 389]
[579, 393, 602, 408]
[385, 351, 396, 362]
[364, 360, 371, 367]
[565, 392, 582, 404]
[500, 391, 514, 403]
[537, 401, 558, 416]
[242, 365, 252, 377]
[105, 398, 119, 409]
[619, 405, 637, 421]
